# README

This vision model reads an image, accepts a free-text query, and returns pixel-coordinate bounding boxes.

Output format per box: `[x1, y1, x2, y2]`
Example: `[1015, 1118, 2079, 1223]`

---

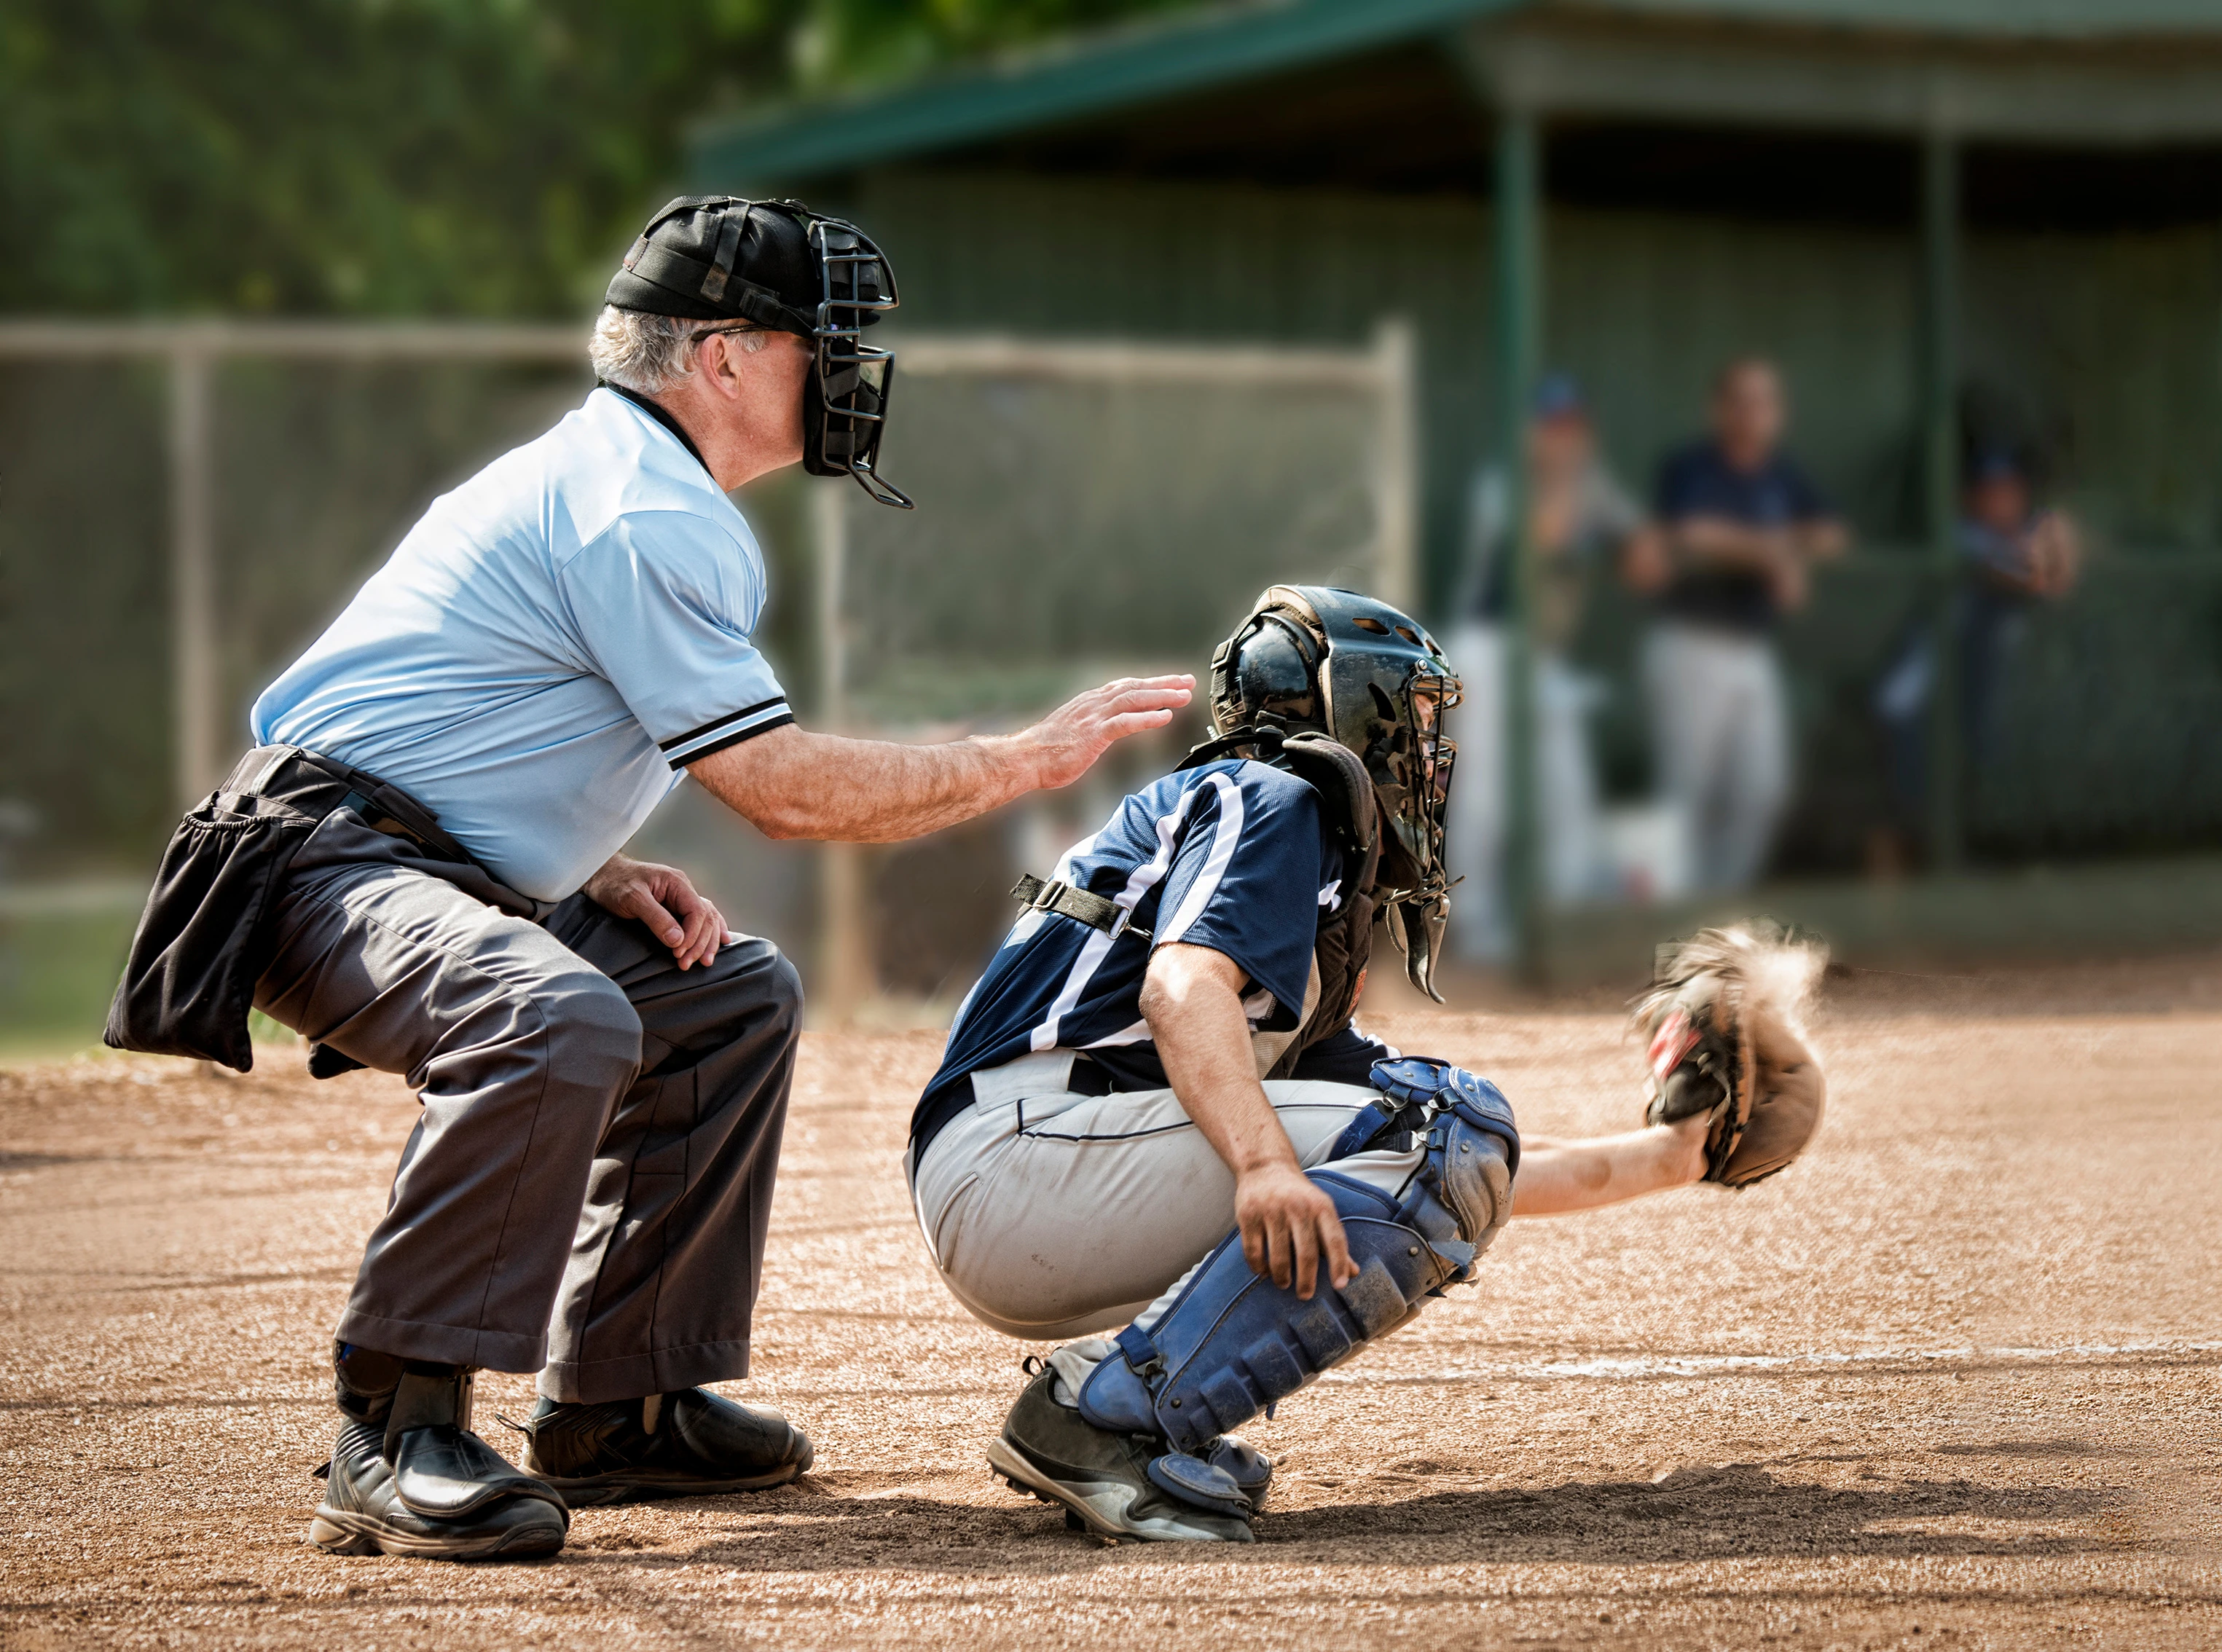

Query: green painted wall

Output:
[860, 168, 2222, 563]
[848, 165, 2222, 863]
[852, 169, 1493, 607]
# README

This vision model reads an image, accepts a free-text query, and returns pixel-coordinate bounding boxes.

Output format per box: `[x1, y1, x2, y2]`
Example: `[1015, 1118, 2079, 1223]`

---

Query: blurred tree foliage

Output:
[0, 0, 1198, 318]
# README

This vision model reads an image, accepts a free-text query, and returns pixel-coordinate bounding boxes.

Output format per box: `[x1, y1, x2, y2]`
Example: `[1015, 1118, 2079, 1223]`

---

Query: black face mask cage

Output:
[1368, 661, 1460, 902]
[801, 216, 912, 509]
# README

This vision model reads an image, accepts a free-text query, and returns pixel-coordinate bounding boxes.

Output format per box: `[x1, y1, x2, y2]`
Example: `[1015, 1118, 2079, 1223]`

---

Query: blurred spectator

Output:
[1445, 372, 1662, 963]
[1644, 358, 1847, 892]
[1872, 447, 2081, 866]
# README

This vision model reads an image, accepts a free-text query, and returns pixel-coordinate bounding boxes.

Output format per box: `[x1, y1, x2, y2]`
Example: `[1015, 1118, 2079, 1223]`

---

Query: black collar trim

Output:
[601, 382, 713, 480]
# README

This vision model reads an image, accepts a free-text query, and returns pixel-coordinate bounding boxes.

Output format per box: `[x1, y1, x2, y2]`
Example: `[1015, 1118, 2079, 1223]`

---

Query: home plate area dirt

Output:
[4, 956, 2220, 1649]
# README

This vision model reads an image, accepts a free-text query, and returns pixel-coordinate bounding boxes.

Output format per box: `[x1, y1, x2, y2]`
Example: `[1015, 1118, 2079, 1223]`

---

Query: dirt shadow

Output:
[559, 1462, 2122, 1578]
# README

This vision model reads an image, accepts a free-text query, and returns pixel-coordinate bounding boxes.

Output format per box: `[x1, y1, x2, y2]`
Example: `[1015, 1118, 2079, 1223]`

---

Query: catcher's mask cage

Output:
[611, 196, 912, 509]
[1194, 584, 1462, 999]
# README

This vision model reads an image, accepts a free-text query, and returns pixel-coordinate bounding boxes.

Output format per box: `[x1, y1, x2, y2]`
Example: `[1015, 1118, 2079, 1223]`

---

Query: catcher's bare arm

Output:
[1141, 943, 1358, 1302]
[1511, 1119, 1710, 1216]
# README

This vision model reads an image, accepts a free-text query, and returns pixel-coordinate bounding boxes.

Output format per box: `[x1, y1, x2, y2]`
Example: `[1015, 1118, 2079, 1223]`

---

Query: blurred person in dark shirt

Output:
[1644, 358, 1848, 892]
[1873, 447, 2081, 866]
[1444, 373, 1662, 962]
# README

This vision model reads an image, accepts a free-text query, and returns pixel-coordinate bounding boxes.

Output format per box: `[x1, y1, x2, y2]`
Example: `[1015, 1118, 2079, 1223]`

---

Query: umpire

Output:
[106, 197, 1190, 1561]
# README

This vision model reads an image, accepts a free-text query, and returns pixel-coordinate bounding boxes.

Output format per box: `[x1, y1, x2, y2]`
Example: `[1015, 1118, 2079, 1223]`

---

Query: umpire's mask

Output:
[1197, 586, 1461, 1001]
[606, 195, 912, 508]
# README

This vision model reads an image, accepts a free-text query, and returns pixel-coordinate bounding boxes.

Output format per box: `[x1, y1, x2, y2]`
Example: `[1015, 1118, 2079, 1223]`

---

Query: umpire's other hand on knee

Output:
[583, 854, 735, 968]
[1140, 942, 1358, 1301]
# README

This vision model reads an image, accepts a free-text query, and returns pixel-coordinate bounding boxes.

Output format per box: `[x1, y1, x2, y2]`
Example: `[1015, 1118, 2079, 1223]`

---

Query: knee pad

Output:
[1368, 1058, 1520, 1261]
[1077, 1082, 1518, 1458]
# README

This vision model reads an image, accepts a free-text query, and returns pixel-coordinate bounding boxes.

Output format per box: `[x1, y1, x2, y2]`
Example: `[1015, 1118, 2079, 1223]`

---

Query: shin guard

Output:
[1077, 1077, 1516, 1458]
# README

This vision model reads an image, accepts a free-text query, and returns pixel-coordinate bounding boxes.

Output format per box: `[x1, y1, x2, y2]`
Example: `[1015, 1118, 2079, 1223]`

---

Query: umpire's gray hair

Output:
[588, 306, 769, 395]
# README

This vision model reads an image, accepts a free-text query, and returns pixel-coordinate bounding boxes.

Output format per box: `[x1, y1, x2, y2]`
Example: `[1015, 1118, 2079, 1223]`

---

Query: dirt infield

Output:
[4, 956, 2220, 1649]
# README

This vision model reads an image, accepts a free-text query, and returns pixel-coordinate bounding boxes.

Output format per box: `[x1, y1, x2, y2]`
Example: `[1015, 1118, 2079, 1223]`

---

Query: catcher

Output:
[906, 585, 1826, 1541]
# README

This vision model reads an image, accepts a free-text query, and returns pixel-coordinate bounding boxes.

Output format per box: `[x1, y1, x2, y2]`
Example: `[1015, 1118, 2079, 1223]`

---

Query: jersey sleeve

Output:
[1150, 765, 1332, 1029]
[558, 511, 793, 767]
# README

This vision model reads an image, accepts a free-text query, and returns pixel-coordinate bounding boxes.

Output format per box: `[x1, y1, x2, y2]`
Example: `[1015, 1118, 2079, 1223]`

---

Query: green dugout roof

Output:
[692, 0, 2222, 189]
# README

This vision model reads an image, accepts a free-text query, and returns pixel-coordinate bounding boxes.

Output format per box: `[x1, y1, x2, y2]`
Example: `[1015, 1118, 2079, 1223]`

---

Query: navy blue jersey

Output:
[1654, 438, 1835, 633]
[913, 760, 1367, 1157]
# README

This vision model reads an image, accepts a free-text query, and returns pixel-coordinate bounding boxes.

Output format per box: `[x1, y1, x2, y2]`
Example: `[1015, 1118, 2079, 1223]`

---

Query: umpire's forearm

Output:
[688, 674, 1192, 843]
[1510, 1120, 1708, 1217]
[690, 725, 1032, 843]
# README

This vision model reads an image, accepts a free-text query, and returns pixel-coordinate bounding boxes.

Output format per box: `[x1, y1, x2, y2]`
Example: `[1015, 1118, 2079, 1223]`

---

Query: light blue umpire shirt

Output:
[251, 387, 792, 903]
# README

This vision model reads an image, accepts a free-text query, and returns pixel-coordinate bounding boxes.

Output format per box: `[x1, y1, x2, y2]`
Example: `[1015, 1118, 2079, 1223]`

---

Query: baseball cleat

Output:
[988, 1364, 1252, 1543]
[518, 1388, 813, 1506]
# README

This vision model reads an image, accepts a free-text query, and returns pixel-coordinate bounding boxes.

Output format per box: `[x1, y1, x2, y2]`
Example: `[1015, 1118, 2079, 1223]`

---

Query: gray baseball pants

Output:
[254, 811, 801, 1404]
[908, 1052, 1425, 1342]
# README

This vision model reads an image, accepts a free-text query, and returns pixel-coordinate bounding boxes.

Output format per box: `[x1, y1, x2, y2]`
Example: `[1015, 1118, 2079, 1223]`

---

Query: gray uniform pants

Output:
[908, 1053, 1424, 1342]
[254, 811, 801, 1404]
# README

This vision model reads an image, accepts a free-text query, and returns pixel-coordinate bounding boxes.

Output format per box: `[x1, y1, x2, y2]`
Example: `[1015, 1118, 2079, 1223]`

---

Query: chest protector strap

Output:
[1264, 733, 1381, 1080]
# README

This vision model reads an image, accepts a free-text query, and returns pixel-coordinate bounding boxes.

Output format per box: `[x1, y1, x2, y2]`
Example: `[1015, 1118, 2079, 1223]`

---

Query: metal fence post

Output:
[168, 340, 219, 807]
[812, 481, 871, 1021]
[1921, 125, 1964, 870]
[1371, 315, 1419, 615]
[1495, 105, 1544, 980]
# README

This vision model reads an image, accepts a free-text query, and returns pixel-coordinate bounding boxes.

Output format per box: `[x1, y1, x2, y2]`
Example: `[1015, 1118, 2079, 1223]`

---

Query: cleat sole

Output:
[529, 1458, 807, 1508]
[986, 1438, 1127, 1541]
[307, 1504, 566, 1562]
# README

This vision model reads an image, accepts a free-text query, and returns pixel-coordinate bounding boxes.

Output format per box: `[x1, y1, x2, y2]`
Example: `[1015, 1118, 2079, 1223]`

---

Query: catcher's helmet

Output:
[606, 196, 911, 509]
[1199, 586, 1461, 1000]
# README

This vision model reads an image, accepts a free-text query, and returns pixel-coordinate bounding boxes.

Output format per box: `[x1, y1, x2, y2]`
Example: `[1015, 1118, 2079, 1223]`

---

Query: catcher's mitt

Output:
[1634, 924, 1826, 1189]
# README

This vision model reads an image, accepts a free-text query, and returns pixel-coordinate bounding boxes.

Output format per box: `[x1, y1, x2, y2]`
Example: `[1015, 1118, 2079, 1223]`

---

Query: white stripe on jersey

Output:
[1154, 772, 1245, 946]
[1027, 775, 1226, 1053]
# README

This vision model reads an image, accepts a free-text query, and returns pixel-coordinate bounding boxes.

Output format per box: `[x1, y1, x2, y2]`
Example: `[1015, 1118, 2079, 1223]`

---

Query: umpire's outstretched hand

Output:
[1012, 674, 1196, 791]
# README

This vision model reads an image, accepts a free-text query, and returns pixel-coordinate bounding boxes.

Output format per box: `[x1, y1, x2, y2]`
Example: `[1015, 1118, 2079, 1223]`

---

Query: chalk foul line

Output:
[1324, 1339, 2222, 1387]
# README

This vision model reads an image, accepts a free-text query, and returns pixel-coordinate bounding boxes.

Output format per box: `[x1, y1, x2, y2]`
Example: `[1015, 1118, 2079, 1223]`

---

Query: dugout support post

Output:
[1920, 122, 1966, 871]
[1494, 103, 1545, 983]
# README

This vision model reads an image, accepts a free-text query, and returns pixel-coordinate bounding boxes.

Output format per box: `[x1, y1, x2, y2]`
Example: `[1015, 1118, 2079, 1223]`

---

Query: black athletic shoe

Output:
[308, 1365, 568, 1562]
[987, 1365, 1253, 1543]
[519, 1388, 813, 1506]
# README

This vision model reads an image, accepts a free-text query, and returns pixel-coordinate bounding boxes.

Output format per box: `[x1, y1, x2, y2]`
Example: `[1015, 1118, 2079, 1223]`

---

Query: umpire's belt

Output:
[104, 744, 478, 1074]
